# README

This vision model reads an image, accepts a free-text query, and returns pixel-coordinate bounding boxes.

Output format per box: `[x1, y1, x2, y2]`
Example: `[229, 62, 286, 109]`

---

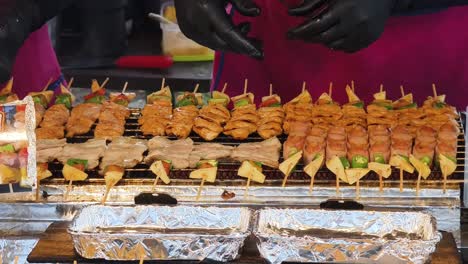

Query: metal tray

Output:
[68, 205, 251, 261]
[255, 208, 442, 264]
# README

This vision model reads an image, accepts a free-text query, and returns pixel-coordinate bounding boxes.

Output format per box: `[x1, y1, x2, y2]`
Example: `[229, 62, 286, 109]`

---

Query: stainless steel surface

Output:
[69, 205, 251, 261]
[255, 209, 441, 264]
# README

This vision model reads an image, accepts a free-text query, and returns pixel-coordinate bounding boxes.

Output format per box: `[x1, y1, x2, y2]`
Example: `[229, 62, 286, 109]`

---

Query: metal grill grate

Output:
[41, 109, 466, 187]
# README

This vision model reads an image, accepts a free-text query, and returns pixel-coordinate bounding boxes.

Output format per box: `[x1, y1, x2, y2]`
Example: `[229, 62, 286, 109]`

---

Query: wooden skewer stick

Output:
[64, 180, 73, 200]
[139, 256, 144, 264]
[336, 174, 340, 195]
[356, 179, 360, 199]
[400, 85, 405, 97]
[309, 173, 316, 194]
[244, 79, 248, 94]
[73, 261, 77, 264]
[432, 83, 438, 98]
[221, 83, 228, 93]
[41, 78, 53, 92]
[416, 172, 421, 196]
[151, 175, 160, 193]
[351, 80, 355, 92]
[443, 174, 447, 194]
[379, 174, 383, 193]
[196, 176, 206, 201]
[193, 83, 200, 94]
[14, 256, 19, 264]
[244, 174, 252, 198]
[302, 81, 306, 93]
[281, 163, 294, 187]
[100, 77, 110, 89]
[269, 83, 273, 96]
[101, 184, 113, 205]
[67, 77, 74, 90]
[329, 82, 333, 98]
[161, 78, 166, 90]
[8, 183, 13, 193]
[121, 82, 129, 94]
[36, 178, 41, 202]
[380, 84, 384, 93]
[399, 168, 403, 192]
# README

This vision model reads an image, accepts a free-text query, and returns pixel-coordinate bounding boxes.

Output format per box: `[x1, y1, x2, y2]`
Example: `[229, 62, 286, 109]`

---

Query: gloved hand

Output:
[0, 0, 74, 83]
[287, 0, 396, 53]
[174, 0, 263, 59]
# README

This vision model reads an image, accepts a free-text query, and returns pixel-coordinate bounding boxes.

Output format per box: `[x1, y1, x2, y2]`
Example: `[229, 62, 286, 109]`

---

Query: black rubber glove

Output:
[287, 0, 396, 53]
[174, 0, 263, 59]
[0, 0, 74, 83]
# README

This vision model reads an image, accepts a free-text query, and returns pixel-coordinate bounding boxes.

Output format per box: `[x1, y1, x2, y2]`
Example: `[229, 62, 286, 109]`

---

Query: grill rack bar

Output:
[41, 110, 466, 186]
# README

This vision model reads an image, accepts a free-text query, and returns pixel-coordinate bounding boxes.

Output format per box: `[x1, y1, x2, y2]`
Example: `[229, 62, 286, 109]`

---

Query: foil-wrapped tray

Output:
[68, 205, 251, 261]
[255, 209, 442, 264]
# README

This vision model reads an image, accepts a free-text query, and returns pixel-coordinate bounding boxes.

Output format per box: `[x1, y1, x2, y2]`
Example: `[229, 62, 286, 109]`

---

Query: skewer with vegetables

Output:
[65, 79, 106, 137]
[190, 160, 218, 201]
[389, 125, 415, 192]
[367, 85, 397, 127]
[303, 126, 327, 193]
[339, 85, 366, 128]
[367, 125, 392, 192]
[410, 126, 437, 195]
[94, 82, 131, 139]
[257, 84, 284, 139]
[63, 158, 89, 200]
[36, 83, 74, 139]
[193, 84, 231, 141]
[345, 125, 371, 198]
[166, 84, 200, 139]
[28, 78, 54, 127]
[312, 82, 342, 127]
[149, 160, 172, 192]
[283, 82, 313, 135]
[325, 126, 348, 194]
[0, 78, 19, 103]
[436, 121, 460, 193]
[224, 79, 259, 140]
[139, 79, 173, 136]
[238, 160, 266, 198]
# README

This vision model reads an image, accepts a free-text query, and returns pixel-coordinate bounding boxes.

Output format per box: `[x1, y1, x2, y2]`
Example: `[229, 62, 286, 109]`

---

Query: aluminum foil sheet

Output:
[0, 238, 38, 264]
[68, 205, 251, 261]
[255, 209, 442, 264]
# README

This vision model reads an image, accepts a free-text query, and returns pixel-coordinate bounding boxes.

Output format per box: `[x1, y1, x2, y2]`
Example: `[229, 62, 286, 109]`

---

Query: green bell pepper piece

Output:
[352, 155, 369, 168]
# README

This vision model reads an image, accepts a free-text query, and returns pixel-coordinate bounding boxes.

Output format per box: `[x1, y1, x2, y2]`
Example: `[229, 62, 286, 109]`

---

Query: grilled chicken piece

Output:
[66, 103, 102, 137]
[139, 101, 172, 136]
[166, 105, 199, 139]
[188, 143, 234, 168]
[58, 139, 107, 169]
[99, 137, 148, 173]
[231, 137, 282, 168]
[257, 107, 284, 139]
[193, 104, 231, 141]
[94, 102, 130, 139]
[37, 139, 67, 163]
[36, 126, 65, 139]
[224, 104, 258, 140]
[144, 137, 194, 169]
[41, 104, 70, 127]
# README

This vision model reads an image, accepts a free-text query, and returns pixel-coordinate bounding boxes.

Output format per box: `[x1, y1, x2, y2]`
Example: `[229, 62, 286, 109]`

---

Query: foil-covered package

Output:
[0, 96, 36, 188]
[69, 205, 251, 261]
[255, 209, 441, 264]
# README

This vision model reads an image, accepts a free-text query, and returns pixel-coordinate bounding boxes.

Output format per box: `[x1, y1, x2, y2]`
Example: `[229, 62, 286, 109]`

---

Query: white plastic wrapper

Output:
[0, 96, 36, 187]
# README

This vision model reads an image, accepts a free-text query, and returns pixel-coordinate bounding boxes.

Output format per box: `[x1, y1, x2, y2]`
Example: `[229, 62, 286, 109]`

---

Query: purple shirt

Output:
[212, 2, 468, 109]
[3, 25, 62, 98]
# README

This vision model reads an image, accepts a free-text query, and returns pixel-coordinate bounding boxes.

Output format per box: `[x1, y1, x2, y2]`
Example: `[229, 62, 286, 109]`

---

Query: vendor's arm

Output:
[0, 0, 75, 83]
[174, 0, 263, 59]
[287, 0, 468, 53]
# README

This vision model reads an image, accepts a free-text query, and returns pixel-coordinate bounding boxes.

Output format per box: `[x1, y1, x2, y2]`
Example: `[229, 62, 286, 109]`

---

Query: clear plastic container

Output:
[160, 1, 214, 58]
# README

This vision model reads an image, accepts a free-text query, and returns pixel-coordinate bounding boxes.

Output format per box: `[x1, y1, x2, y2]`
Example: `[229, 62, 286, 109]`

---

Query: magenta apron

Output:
[212, 2, 468, 109]
[3, 25, 63, 98]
